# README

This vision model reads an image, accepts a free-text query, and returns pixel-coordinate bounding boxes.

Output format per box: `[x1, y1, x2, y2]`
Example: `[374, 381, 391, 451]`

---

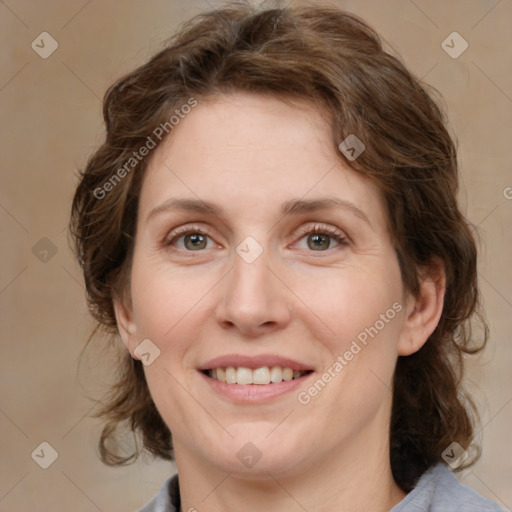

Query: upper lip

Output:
[197, 354, 313, 371]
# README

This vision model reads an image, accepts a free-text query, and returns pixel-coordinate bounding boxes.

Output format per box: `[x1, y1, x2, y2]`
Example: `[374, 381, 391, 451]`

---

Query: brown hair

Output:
[70, 1, 487, 491]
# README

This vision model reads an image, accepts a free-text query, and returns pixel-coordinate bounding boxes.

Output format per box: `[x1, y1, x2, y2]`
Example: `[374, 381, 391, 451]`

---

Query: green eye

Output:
[183, 233, 208, 250]
[166, 226, 218, 252]
[307, 233, 333, 251]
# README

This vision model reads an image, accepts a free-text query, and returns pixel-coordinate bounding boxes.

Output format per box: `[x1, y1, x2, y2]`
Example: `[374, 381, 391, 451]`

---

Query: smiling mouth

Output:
[202, 366, 313, 385]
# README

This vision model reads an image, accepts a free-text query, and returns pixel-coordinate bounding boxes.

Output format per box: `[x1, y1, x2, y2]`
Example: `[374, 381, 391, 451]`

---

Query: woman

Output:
[70, 3, 505, 511]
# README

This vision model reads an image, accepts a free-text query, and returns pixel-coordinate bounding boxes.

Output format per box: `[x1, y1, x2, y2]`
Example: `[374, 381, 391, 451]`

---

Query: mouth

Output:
[197, 354, 315, 402]
[201, 366, 313, 385]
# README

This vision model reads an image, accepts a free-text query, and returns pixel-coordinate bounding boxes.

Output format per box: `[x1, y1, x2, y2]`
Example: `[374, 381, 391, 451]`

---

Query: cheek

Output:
[301, 274, 404, 433]
[130, 259, 215, 342]
[288, 258, 404, 352]
[308, 263, 404, 412]
[130, 265, 215, 429]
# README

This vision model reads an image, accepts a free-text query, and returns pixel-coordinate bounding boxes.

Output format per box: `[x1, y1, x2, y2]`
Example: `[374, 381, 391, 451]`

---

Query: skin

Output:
[114, 92, 445, 512]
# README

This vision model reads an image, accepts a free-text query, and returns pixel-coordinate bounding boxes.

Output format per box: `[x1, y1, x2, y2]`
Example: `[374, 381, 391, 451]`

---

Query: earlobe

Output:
[398, 262, 446, 356]
[112, 293, 139, 357]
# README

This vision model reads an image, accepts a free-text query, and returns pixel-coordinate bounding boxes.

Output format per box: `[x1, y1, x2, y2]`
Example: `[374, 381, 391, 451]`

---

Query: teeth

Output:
[283, 368, 293, 381]
[253, 367, 270, 384]
[208, 366, 308, 385]
[236, 367, 253, 385]
[269, 366, 282, 383]
[225, 366, 237, 384]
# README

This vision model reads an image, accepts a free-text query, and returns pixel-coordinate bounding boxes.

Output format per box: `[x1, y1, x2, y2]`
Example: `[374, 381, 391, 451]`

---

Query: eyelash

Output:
[164, 224, 215, 246]
[164, 223, 348, 252]
[292, 223, 349, 249]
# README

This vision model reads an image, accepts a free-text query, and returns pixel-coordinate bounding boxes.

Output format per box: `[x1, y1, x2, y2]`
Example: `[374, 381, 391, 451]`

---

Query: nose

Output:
[215, 251, 292, 337]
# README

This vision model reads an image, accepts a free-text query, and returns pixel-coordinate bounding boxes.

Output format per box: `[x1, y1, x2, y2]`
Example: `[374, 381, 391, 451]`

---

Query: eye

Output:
[306, 233, 336, 251]
[294, 224, 347, 252]
[165, 226, 218, 251]
[181, 233, 210, 250]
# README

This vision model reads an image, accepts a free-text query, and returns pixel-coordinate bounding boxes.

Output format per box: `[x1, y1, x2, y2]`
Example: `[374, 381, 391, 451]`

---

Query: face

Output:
[115, 92, 417, 479]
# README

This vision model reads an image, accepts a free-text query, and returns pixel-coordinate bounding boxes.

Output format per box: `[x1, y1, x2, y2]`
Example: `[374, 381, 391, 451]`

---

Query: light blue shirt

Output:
[138, 463, 506, 511]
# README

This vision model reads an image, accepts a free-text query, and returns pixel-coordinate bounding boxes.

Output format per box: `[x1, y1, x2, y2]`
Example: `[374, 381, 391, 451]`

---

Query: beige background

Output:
[1, 0, 511, 510]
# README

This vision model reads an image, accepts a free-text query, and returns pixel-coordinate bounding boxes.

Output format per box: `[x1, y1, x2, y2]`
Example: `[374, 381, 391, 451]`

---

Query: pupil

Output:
[185, 233, 206, 250]
[308, 234, 330, 250]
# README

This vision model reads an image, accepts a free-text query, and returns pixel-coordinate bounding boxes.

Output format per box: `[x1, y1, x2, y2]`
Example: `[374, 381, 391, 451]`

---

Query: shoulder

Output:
[391, 464, 506, 512]
[136, 474, 179, 512]
[429, 465, 506, 512]
[136, 467, 506, 512]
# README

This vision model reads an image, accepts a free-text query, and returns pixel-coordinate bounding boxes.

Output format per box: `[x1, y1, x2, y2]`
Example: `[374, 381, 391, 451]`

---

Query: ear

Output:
[112, 291, 139, 359]
[398, 261, 446, 356]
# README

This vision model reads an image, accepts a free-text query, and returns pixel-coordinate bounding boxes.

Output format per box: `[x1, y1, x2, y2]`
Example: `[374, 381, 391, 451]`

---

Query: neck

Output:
[174, 415, 406, 512]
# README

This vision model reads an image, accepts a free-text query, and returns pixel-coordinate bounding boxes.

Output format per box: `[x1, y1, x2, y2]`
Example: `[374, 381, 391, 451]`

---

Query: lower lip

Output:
[198, 371, 313, 403]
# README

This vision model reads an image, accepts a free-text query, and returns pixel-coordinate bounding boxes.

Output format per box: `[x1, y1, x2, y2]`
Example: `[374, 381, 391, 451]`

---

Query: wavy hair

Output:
[70, 1, 487, 491]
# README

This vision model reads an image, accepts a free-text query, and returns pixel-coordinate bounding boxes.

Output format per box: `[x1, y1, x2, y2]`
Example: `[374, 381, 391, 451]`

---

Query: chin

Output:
[207, 428, 310, 478]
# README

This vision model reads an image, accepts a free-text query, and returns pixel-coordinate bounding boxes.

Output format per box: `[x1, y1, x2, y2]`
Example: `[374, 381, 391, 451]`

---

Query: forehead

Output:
[139, 92, 387, 228]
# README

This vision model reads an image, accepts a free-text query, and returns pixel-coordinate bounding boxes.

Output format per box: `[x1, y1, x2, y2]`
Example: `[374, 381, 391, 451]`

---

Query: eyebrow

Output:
[280, 198, 370, 225]
[146, 197, 371, 226]
[147, 198, 221, 221]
